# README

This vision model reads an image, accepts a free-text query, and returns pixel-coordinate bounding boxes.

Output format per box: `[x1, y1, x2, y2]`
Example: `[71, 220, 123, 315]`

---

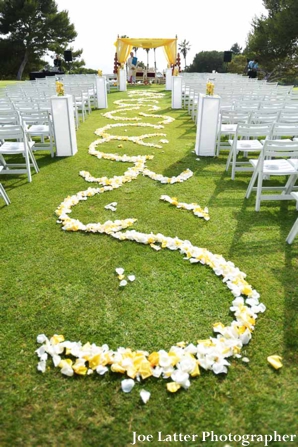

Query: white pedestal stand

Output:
[172, 76, 182, 109]
[195, 94, 221, 156]
[51, 94, 77, 157]
[96, 76, 108, 109]
[119, 69, 127, 91]
[166, 68, 172, 91]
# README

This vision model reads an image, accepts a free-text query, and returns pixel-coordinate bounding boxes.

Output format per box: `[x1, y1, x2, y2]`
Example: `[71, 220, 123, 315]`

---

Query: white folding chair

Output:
[245, 140, 298, 211]
[226, 123, 273, 180]
[216, 110, 251, 156]
[0, 125, 39, 183]
[286, 192, 298, 244]
[20, 110, 55, 158]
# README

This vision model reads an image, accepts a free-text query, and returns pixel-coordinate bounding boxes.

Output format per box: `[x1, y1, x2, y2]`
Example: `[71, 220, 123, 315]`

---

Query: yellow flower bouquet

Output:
[55, 81, 64, 96]
[206, 81, 214, 96]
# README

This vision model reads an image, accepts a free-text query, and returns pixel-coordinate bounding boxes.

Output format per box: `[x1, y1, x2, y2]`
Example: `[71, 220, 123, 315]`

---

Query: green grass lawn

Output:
[0, 84, 297, 447]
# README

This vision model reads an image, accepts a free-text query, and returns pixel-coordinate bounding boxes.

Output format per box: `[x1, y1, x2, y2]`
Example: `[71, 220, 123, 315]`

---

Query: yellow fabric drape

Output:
[115, 38, 177, 65]
[163, 40, 177, 66]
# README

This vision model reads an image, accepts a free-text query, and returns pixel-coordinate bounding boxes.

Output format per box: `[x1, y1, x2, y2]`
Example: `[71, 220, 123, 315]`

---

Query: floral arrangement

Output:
[36, 89, 269, 396]
[97, 69, 103, 76]
[206, 81, 215, 96]
[55, 81, 64, 96]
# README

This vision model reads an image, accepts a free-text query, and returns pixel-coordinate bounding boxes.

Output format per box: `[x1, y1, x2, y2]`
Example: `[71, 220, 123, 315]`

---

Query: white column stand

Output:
[119, 69, 127, 91]
[96, 76, 108, 109]
[51, 94, 77, 157]
[165, 68, 172, 91]
[195, 93, 221, 156]
[172, 76, 182, 109]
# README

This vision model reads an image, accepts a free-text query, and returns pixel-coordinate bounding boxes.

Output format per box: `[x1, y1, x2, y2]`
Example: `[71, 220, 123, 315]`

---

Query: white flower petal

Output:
[128, 275, 135, 282]
[121, 379, 135, 393]
[61, 366, 74, 377]
[37, 334, 48, 344]
[140, 389, 151, 404]
[37, 360, 47, 373]
[115, 267, 124, 275]
[119, 280, 128, 287]
[96, 365, 109, 375]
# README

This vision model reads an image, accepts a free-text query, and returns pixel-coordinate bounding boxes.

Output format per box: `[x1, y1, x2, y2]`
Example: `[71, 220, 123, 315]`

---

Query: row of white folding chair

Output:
[225, 123, 298, 180]
[0, 108, 55, 157]
[0, 125, 39, 183]
[245, 140, 298, 211]
[217, 110, 298, 155]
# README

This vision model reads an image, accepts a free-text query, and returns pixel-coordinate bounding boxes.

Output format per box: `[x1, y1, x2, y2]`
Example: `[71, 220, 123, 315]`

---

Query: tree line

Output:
[0, 0, 297, 83]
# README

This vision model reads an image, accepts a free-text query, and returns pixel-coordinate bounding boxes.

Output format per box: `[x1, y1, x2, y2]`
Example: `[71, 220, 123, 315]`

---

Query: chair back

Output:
[278, 111, 298, 123]
[262, 139, 298, 160]
[271, 123, 298, 139]
[250, 110, 280, 124]
[0, 124, 26, 141]
[221, 110, 251, 124]
[235, 123, 273, 139]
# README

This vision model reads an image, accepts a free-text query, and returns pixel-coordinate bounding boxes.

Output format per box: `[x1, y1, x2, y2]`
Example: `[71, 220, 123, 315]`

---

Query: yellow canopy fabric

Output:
[115, 37, 177, 66]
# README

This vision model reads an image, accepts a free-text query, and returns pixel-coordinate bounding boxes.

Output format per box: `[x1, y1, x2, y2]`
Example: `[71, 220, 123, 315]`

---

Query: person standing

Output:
[248, 58, 259, 79]
[251, 59, 259, 79]
[53, 54, 62, 72]
[127, 52, 137, 84]
[247, 59, 255, 78]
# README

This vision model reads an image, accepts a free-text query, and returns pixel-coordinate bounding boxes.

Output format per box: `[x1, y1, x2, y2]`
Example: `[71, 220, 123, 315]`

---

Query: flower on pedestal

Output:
[56, 81, 64, 96]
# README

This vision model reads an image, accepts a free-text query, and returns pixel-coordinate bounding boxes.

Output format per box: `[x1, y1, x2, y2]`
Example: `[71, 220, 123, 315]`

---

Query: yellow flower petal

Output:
[267, 355, 283, 370]
[168, 352, 180, 366]
[139, 361, 153, 379]
[167, 382, 181, 393]
[58, 359, 73, 368]
[89, 354, 102, 370]
[72, 364, 88, 375]
[148, 352, 159, 367]
[190, 363, 200, 377]
[111, 364, 126, 374]
[51, 334, 65, 345]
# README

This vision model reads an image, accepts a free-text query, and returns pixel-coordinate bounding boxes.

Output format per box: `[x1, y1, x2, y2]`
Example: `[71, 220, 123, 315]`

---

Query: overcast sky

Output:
[53, 0, 267, 73]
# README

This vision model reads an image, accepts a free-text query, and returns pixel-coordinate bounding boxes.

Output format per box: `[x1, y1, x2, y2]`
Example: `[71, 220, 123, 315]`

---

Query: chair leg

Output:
[231, 147, 237, 180]
[0, 183, 10, 205]
[25, 151, 32, 183]
[283, 174, 298, 195]
[28, 148, 39, 173]
[286, 217, 298, 244]
[255, 172, 264, 211]
[225, 146, 233, 172]
[246, 168, 258, 199]
[216, 134, 221, 156]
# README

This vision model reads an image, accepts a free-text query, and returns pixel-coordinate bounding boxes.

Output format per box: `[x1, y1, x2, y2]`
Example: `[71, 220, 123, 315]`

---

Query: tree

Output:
[0, 0, 77, 80]
[178, 39, 191, 70]
[187, 51, 224, 73]
[227, 54, 248, 75]
[230, 43, 242, 55]
[245, 0, 298, 81]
